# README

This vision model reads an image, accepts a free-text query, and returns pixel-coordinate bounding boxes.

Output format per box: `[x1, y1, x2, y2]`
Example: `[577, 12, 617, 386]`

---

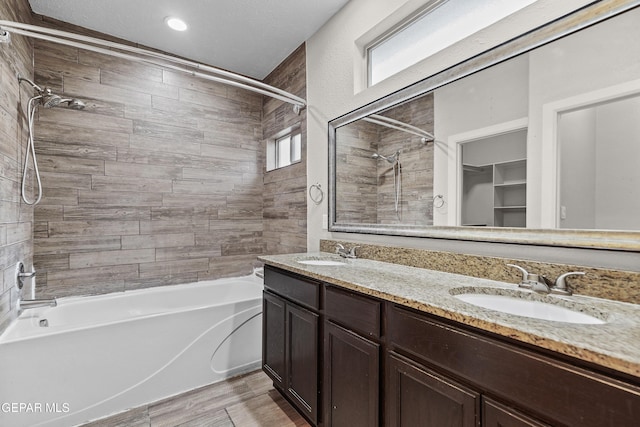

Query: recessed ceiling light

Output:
[165, 17, 188, 32]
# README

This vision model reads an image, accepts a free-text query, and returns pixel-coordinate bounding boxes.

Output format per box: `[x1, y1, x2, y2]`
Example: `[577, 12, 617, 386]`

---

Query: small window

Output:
[367, 0, 538, 86]
[267, 131, 301, 171]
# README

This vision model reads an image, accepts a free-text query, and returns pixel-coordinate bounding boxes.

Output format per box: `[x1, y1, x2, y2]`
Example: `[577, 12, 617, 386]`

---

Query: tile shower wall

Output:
[376, 94, 434, 225]
[262, 44, 307, 254]
[335, 93, 434, 225]
[32, 17, 266, 297]
[335, 119, 379, 223]
[0, 0, 33, 333]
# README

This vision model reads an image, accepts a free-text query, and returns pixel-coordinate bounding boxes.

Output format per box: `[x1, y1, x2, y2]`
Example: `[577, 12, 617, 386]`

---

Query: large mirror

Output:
[329, 1, 640, 250]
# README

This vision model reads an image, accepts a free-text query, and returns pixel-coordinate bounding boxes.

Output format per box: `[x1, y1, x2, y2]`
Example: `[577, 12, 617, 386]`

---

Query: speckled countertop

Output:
[259, 252, 640, 379]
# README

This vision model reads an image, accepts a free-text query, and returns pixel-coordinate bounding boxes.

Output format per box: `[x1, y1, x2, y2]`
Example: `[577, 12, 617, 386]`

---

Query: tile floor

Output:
[81, 370, 311, 426]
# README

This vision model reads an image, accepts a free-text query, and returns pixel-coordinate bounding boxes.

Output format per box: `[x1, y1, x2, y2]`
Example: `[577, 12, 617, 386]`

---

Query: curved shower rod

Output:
[0, 20, 306, 113]
[364, 114, 434, 143]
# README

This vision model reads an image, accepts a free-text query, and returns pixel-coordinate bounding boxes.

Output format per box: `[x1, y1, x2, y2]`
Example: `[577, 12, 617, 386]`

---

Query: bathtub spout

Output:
[18, 298, 57, 312]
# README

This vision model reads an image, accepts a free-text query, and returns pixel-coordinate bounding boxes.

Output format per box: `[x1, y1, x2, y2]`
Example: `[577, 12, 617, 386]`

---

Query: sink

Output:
[297, 259, 345, 266]
[454, 293, 605, 324]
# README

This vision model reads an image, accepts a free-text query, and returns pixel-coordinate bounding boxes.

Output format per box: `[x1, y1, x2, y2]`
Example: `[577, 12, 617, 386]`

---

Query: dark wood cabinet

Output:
[286, 302, 319, 423]
[263, 267, 320, 425]
[262, 266, 640, 427]
[262, 291, 286, 387]
[386, 352, 480, 427]
[483, 398, 551, 427]
[387, 304, 640, 427]
[323, 321, 379, 427]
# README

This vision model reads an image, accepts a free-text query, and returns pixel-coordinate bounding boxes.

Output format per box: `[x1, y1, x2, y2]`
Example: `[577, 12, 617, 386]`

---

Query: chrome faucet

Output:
[507, 264, 585, 295]
[335, 243, 359, 259]
[507, 264, 551, 293]
[18, 298, 57, 312]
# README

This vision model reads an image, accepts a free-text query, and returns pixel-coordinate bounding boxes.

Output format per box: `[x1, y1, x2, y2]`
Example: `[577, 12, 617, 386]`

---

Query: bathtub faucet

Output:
[18, 298, 57, 312]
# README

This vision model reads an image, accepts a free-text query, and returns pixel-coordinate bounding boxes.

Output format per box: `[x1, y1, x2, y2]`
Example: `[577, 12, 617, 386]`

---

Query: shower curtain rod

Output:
[364, 114, 434, 142]
[0, 20, 306, 112]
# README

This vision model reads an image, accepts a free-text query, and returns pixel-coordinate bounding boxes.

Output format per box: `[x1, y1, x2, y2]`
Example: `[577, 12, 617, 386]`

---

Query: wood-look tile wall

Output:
[335, 93, 434, 225]
[376, 94, 434, 225]
[262, 45, 307, 254]
[335, 120, 379, 223]
[30, 17, 279, 298]
[0, 0, 33, 333]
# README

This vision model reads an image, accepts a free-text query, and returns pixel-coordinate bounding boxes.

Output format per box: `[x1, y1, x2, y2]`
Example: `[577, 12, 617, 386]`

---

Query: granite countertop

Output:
[259, 252, 640, 379]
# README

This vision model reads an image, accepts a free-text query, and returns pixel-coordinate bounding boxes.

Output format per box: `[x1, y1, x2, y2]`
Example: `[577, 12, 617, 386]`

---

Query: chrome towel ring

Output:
[309, 183, 324, 205]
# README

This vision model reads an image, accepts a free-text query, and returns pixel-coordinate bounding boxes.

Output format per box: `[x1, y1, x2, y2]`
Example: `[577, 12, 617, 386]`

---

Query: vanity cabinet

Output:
[263, 267, 320, 425]
[388, 304, 640, 427]
[386, 351, 479, 426]
[323, 286, 381, 427]
[483, 398, 550, 427]
[262, 266, 640, 427]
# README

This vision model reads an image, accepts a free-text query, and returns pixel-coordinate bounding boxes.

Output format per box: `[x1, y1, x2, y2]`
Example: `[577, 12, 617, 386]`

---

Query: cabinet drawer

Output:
[325, 286, 381, 339]
[264, 266, 320, 310]
[388, 304, 640, 427]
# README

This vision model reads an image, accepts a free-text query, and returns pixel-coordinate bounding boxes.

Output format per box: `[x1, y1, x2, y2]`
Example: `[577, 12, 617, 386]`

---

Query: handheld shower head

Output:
[371, 150, 400, 164]
[60, 98, 86, 110]
[41, 91, 62, 108]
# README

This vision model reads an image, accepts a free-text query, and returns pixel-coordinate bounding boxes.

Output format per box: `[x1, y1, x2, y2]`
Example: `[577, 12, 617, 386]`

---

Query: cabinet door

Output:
[287, 302, 319, 424]
[324, 321, 379, 427]
[263, 291, 286, 388]
[386, 352, 479, 427]
[483, 398, 550, 427]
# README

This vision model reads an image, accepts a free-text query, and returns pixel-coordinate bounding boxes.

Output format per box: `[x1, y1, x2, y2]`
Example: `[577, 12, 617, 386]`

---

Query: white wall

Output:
[528, 7, 640, 227]
[306, 0, 595, 252]
[558, 108, 597, 229]
[594, 97, 640, 230]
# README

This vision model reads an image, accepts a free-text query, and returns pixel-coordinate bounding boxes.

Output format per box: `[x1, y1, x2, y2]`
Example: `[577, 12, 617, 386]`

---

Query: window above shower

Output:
[366, 0, 538, 86]
[266, 129, 301, 171]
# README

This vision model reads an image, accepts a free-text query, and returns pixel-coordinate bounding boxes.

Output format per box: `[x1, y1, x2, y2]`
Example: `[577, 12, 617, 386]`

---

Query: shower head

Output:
[61, 98, 86, 110]
[372, 150, 400, 164]
[41, 91, 62, 108]
[18, 76, 85, 110]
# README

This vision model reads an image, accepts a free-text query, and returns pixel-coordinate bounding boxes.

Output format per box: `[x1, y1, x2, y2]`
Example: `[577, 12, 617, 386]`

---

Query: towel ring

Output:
[433, 194, 445, 208]
[309, 183, 324, 205]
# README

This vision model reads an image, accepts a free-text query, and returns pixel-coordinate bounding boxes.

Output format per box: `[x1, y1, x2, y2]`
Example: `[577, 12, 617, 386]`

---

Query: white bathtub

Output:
[0, 273, 264, 427]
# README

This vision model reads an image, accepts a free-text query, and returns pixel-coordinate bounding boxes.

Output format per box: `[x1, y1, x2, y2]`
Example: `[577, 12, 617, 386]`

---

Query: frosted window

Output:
[368, 0, 538, 86]
[267, 131, 302, 171]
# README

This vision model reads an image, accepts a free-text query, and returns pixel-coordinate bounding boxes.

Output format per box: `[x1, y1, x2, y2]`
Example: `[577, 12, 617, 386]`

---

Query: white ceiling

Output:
[28, 0, 349, 79]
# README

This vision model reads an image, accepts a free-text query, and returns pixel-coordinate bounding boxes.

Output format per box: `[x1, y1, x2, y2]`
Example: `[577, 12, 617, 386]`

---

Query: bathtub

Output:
[0, 273, 264, 427]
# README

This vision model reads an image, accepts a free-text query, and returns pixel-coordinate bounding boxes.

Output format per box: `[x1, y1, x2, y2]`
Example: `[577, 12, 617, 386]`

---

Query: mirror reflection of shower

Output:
[372, 150, 402, 215]
[18, 76, 86, 205]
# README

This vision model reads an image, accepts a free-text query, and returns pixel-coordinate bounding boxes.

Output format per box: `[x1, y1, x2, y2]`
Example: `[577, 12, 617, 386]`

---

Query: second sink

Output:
[454, 292, 606, 324]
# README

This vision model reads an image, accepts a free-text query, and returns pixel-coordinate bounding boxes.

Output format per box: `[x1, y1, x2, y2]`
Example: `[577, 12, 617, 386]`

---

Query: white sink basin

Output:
[297, 259, 345, 266]
[455, 293, 605, 324]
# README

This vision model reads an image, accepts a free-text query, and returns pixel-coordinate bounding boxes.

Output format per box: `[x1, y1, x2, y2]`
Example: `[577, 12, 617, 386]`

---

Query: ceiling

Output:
[28, 0, 349, 80]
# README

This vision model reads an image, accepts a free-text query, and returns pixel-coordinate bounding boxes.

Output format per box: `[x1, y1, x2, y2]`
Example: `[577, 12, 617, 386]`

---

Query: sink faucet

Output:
[507, 264, 551, 293]
[507, 264, 585, 296]
[335, 243, 359, 259]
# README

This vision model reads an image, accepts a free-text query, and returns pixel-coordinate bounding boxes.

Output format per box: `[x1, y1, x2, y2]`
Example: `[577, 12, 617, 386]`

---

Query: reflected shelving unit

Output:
[492, 159, 526, 227]
[460, 128, 527, 228]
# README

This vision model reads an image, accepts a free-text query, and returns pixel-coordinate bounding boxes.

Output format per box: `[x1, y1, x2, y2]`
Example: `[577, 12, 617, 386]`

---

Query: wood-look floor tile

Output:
[81, 406, 150, 427]
[243, 370, 276, 397]
[148, 377, 253, 427]
[170, 408, 234, 427]
[226, 389, 311, 427]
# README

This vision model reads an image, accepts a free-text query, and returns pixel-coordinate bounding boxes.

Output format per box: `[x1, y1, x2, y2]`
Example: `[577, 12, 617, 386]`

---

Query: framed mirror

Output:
[329, 0, 640, 251]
